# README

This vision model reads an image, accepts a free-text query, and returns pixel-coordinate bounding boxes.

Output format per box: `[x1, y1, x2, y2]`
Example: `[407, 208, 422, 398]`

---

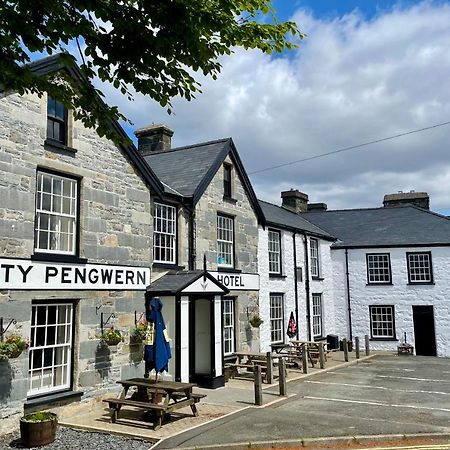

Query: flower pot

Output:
[8, 347, 23, 359]
[103, 336, 122, 346]
[20, 412, 58, 447]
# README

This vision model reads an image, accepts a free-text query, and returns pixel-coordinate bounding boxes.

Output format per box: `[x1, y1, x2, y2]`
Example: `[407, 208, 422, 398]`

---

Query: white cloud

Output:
[99, 1, 450, 211]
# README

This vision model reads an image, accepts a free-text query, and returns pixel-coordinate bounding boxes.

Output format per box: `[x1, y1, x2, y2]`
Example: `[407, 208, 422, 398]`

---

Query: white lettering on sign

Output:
[210, 272, 259, 291]
[0, 258, 150, 290]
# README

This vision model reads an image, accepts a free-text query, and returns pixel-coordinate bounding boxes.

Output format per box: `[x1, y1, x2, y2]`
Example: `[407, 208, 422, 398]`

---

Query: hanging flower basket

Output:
[0, 334, 29, 360]
[130, 323, 147, 345]
[100, 326, 123, 346]
[249, 314, 264, 328]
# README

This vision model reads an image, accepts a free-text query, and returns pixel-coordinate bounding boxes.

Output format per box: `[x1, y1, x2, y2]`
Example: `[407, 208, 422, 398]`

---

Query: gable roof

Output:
[258, 200, 334, 240]
[144, 138, 265, 222]
[302, 206, 450, 248]
[11, 54, 165, 198]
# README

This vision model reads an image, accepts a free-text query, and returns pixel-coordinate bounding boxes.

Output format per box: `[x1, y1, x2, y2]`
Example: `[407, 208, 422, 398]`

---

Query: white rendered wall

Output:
[332, 247, 450, 357]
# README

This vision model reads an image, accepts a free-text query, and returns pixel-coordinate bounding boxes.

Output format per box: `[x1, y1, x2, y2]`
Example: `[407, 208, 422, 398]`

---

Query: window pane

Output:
[370, 306, 395, 338]
[153, 203, 177, 263]
[270, 294, 284, 343]
[367, 254, 391, 283]
[217, 215, 234, 267]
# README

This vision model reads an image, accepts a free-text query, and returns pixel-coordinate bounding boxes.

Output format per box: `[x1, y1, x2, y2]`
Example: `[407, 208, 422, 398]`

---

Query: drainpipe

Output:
[293, 232, 299, 339]
[345, 248, 353, 341]
[187, 204, 196, 271]
[302, 233, 312, 341]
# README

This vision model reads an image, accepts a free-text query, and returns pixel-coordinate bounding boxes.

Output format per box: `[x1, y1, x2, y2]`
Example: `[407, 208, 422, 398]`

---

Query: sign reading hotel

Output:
[210, 271, 259, 291]
[0, 258, 150, 290]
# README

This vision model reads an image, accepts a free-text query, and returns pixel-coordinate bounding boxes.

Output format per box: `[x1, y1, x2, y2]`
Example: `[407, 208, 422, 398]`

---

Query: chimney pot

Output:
[383, 191, 429, 210]
[134, 124, 174, 155]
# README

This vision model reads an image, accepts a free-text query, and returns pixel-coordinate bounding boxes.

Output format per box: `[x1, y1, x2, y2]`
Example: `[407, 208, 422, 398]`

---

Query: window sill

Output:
[25, 389, 83, 410]
[312, 277, 324, 281]
[31, 253, 88, 264]
[370, 338, 398, 342]
[223, 196, 238, 204]
[153, 262, 185, 270]
[366, 282, 393, 286]
[269, 274, 287, 279]
[407, 282, 435, 286]
[44, 138, 77, 154]
[217, 267, 241, 273]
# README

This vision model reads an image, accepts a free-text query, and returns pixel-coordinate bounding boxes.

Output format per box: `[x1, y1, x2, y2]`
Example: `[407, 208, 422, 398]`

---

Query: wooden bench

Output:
[225, 352, 276, 383]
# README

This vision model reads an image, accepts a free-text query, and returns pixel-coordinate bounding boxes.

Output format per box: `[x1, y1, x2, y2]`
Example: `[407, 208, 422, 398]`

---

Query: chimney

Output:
[134, 124, 174, 155]
[383, 191, 430, 210]
[281, 189, 308, 214]
[307, 202, 327, 212]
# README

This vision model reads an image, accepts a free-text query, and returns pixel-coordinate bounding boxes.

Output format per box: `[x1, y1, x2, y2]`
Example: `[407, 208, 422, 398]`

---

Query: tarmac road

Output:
[155, 355, 450, 449]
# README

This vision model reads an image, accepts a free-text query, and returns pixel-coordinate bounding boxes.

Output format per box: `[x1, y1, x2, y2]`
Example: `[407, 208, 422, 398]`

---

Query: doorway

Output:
[412, 305, 436, 356]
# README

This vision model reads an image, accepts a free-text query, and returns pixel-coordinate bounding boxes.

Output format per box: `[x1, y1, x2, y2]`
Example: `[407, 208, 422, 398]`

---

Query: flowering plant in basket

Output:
[130, 322, 147, 344]
[100, 326, 123, 346]
[0, 334, 29, 360]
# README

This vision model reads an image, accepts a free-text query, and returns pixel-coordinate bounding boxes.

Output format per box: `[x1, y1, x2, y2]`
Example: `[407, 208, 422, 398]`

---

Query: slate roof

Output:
[302, 206, 450, 248]
[258, 200, 334, 240]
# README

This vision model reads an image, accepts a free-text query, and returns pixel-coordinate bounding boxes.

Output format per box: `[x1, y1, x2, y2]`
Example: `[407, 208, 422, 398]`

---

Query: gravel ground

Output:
[0, 427, 153, 449]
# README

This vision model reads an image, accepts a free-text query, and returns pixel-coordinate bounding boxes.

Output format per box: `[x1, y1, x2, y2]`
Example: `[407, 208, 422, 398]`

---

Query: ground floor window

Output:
[370, 305, 395, 339]
[222, 298, 235, 356]
[270, 293, 284, 344]
[28, 302, 74, 396]
[312, 294, 323, 338]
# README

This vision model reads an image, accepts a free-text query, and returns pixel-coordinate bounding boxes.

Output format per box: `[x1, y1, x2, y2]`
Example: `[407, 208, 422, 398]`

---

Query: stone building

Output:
[0, 55, 163, 427]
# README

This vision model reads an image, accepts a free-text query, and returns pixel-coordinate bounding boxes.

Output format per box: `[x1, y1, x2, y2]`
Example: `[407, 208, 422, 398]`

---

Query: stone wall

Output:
[0, 91, 152, 425]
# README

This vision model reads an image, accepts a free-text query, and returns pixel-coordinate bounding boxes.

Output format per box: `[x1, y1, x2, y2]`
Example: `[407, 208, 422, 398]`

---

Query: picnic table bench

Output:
[272, 340, 330, 368]
[224, 351, 277, 383]
[103, 378, 206, 430]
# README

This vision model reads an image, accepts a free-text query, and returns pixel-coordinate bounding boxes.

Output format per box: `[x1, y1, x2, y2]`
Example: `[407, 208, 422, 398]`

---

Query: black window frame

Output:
[406, 251, 433, 285]
[369, 305, 396, 341]
[46, 96, 68, 146]
[223, 163, 232, 198]
[366, 253, 392, 285]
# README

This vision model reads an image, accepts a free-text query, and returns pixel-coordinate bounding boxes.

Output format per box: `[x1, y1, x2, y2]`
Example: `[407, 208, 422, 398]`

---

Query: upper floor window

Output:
[367, 253, 391, 284]
[270, 293, 284, 344]
[268, 229, 281, 274]
[223, 164, 232, 198]
[47, 97, 68, 145]
[34, 171, 78, 255]
[407, 252, 433, 284]
[217, 214, 234, 267]
[153, 203, 176, 264]
[310, 238, 320, 277]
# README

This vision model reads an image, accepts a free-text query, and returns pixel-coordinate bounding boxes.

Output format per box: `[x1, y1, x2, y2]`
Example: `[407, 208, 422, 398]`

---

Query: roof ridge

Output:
[171, 137, 231, 152]
[407, 204, 450, 221]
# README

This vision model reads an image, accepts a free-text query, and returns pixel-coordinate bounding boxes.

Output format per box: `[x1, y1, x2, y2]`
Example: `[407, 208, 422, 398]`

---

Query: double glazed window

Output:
[222, 298, 235, 356]
[370, 305, 395, 339]
[270, 294, 284, 343]
[47, 97, 68, 145]
[217, 214, 234, 267]
[310, 238, 320, 277]
[367, 253, 391, 284]
[312, 294, 323, 338]
[268, 230, 281, 274]
[28, 302, 74, 396]
[153, 203, 177, 264]
[34, 171, 78, 255]
[407, 252, 433, 283]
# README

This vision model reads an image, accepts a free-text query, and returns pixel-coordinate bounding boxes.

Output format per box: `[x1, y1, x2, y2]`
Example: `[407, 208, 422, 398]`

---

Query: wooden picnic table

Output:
[225, 351, 277, 383]
[103, 378, 206, 430]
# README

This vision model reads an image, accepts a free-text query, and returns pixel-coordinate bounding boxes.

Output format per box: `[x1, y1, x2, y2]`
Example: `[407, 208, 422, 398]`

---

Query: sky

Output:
[50, 1, 450, 213]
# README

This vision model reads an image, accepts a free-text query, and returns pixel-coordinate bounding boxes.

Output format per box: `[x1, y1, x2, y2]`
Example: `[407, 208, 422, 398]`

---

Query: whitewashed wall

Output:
[332, 247, 450, 357]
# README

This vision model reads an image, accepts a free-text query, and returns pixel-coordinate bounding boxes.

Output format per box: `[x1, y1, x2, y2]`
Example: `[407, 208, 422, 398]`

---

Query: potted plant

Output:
[20, 411, 58, 447]
[130, 322, 147, 345]
[0, 334, 29, 360]
[249, 314, 264, 328]
[100, 326, 123, 346]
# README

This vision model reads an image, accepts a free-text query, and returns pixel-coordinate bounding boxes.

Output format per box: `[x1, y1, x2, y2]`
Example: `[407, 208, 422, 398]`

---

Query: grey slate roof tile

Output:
[302, 206, 450, 248]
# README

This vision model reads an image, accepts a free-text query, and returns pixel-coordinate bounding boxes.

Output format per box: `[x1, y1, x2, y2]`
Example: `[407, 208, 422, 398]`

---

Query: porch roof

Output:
[147, 270, 229, 296]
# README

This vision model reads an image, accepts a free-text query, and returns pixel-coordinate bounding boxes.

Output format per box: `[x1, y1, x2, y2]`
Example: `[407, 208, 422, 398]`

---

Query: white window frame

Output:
[312, 294, 323, 338]
[367, 253, 391, 284]
[407, 252, 433, 283]
[153, 202, 177, 264]
[28, 302, 74, 396]
[222, 298, 235, 356]
[310, 238, 320, 277]
[217, 214, 234, 267]
[370, 305, 395, 339]
[35, 171, 78, 255]
[270, 293, 284, 344]
[268, 229, 282, 274]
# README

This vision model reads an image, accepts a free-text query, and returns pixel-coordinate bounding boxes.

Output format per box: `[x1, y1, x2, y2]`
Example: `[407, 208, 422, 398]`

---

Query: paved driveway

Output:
[156, 355, 450, 449]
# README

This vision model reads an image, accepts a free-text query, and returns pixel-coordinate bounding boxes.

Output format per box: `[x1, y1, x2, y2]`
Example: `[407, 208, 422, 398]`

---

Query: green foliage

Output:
[21, 411, 58, 423]
[130, 322, 147, 344]
[100, 326, 123, 346]
[0, 0, 303, 143]
[249, 314, 263, 328]
[0, 334, 29, 360]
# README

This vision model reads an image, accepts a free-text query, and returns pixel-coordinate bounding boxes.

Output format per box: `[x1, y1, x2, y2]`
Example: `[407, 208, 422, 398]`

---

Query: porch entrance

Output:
[413, 305, 437, 356]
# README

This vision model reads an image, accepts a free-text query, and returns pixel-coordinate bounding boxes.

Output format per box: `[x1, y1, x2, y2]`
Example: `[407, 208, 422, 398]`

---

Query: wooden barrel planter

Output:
[20, 412, 58, 447]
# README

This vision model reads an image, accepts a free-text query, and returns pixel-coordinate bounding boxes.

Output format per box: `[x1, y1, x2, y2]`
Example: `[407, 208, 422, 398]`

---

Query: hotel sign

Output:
[210, 271, 259, 291]
[0, 258, 150, 290]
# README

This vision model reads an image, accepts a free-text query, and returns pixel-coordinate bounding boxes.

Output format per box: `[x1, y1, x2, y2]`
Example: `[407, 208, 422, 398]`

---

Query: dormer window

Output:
[47, 97, 68, 145]
[223, 164, 232, 198]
